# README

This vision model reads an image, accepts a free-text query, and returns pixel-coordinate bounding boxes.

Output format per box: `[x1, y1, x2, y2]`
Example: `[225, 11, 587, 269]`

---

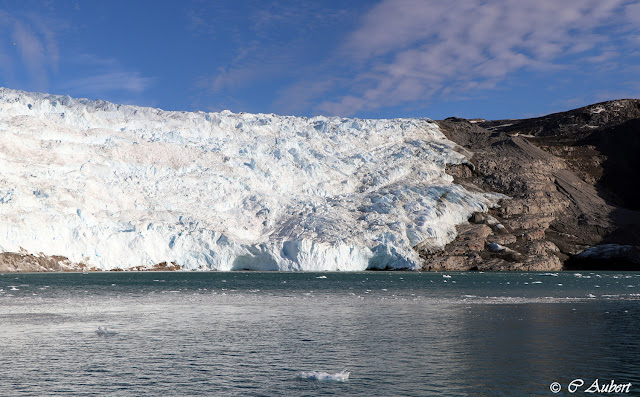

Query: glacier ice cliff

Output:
[0, 88, 502, 271]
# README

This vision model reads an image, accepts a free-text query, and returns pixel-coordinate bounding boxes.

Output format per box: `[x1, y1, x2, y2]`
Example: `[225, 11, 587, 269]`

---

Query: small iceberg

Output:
[95, 326, 117, 337]
[296, 369, 350, 382]
[316, 275, 327, 279]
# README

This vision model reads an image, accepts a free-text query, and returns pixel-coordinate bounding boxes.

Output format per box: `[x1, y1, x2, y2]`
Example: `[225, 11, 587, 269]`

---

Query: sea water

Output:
[0, 271, 639, 396]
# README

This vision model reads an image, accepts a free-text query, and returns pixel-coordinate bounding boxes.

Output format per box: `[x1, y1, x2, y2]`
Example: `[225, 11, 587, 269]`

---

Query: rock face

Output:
[422, 99, 640, 271]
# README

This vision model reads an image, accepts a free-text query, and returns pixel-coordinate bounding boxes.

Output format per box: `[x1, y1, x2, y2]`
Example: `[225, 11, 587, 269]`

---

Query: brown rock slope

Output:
[420, 99, 640, 271]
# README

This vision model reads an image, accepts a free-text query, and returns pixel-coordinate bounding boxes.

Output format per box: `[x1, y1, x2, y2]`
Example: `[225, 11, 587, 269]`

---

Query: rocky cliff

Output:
[422, 99, 640, 271]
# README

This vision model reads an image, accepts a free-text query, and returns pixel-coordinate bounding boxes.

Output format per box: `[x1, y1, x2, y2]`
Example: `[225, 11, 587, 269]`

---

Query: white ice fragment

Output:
[296, 370, 350, 382]
[95, 326, 117, 336]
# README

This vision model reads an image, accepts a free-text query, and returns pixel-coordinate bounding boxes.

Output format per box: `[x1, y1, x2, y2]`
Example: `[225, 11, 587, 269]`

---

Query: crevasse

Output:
[0, 88, 502, 270]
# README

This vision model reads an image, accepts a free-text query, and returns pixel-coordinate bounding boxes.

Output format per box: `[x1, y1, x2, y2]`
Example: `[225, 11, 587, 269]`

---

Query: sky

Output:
[0, 0, 639, 120]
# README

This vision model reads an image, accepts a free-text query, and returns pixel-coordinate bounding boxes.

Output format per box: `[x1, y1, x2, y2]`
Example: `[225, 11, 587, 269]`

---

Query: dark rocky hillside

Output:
[421, 99, 640, 271]
[480, 99, 640, 138]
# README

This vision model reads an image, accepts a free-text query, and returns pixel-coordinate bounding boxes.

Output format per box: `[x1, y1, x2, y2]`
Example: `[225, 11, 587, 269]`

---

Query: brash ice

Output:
[0, 88, 502, 270]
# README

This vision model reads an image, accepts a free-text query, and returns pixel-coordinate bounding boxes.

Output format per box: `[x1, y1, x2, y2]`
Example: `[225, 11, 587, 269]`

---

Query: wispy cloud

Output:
[0, 10, 14, 80]
[289, 0, 638, 116]
[0, 5, 153, 102]
[12, 20, 48, 89]
[594, 84, 640, 102]
[0, 9, 61, 91]
[25, 12, 60, 72]
[52, 51, 156, 104]
[63, 71, 154, 96]
[191, 1, 357, 112]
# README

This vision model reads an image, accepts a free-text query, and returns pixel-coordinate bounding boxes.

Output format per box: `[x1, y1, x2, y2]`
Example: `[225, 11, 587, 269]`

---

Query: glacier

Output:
[0, 87, 503, 271]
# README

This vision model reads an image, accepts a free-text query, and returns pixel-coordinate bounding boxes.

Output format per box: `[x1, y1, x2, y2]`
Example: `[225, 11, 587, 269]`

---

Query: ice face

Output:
[0, 88, 502, 271]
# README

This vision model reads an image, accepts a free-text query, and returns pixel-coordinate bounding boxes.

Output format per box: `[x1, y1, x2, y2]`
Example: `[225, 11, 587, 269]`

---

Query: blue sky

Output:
[1, 0, 639, 120]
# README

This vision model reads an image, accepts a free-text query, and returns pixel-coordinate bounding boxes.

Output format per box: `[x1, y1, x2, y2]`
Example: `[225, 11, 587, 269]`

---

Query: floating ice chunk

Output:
[296, 370, 350, 382]
[95, 326, 117, 337]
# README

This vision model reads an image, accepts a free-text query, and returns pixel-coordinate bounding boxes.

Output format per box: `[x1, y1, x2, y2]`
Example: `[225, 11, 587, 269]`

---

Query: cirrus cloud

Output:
[303, 0, 639, 116]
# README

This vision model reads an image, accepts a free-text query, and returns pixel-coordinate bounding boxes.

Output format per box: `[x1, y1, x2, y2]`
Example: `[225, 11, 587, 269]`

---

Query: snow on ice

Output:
[0, 88, 502, 271]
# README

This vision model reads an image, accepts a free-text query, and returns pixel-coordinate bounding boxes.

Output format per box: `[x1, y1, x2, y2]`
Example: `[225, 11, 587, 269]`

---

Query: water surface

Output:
[1, 271, 639, 396]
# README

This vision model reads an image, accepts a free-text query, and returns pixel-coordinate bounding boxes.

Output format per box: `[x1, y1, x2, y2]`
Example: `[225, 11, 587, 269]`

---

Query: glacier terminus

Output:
[0, 88, 503, 271]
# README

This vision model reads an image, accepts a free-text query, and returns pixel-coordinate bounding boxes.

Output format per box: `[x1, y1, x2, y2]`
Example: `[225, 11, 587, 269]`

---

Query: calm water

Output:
[1, 271, 639, 396]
